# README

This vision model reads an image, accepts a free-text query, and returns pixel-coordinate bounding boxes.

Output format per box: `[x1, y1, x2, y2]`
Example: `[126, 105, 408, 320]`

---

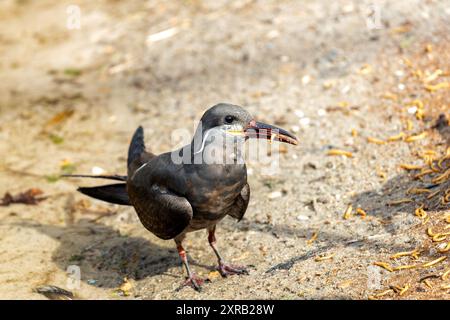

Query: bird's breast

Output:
[192, 179, 245, 213]
[184, 164, 247, 231]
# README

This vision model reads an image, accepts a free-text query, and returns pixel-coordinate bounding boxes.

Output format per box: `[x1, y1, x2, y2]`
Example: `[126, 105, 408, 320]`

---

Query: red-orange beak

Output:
[244, 120, 298, 145]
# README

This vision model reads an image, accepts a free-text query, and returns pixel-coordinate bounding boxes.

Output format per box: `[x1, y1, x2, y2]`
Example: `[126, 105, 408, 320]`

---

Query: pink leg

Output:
[175, 240, 204, 291]
[208, 226, 249, 277]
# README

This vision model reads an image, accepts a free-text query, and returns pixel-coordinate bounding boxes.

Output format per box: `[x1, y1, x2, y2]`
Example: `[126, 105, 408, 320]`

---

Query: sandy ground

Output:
[0, 0, 449, 299]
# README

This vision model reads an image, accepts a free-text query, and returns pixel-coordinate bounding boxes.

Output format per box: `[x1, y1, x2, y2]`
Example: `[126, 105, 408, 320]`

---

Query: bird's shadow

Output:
[17, 219, 194, 289]
[252, 170, 448, 274]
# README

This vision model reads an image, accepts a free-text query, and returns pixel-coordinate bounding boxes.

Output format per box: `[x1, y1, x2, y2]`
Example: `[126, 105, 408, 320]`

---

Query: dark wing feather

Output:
[226, 183, 250, 221]
[128, 184, 193, 240]
[128, 155, 193, 240]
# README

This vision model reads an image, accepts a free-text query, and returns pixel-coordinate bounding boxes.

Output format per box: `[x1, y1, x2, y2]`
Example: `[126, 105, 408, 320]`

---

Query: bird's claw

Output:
[180, 274, 205, 292]
[217, 263, 249, 277]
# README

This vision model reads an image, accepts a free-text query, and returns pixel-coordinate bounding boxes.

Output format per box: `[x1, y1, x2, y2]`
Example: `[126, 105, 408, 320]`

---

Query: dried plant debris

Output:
[0, 188, 47, 206]
[327, 149, 353, 158]
[34, 285, 75, 300]
[44, 109, 75, 130]
[314, 252, 335, 262]
[366, 41, 450, 299]
[343, 204, 353, 219]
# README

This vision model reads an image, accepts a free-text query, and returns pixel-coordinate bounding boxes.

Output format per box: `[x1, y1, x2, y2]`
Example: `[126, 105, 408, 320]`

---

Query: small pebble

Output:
[266, 30, 280, 39]
[91, 166, 105, 175]
[302, 75, 311, 85]
[299, 118, 310, 126]
[297, 214, 310, 221]
[294, 110, 305, 118]
[341, 85, 351, 94]
[268, 191, 283, 199]
[407, 106, 417, 114]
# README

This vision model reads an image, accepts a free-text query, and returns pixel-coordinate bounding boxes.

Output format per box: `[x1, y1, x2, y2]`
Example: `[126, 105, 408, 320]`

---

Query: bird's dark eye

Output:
[224, 115, 234, 124]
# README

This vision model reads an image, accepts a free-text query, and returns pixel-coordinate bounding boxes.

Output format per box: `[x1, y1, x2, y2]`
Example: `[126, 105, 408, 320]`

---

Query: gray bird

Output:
[66, 103, 297, 291]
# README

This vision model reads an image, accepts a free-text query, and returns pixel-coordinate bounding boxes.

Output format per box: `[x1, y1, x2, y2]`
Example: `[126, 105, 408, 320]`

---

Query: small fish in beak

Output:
[244, 120, 298, 145]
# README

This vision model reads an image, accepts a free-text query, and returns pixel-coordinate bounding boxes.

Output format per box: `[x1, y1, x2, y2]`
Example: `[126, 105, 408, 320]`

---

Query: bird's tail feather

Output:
[62, 174, 127, 181]
[78, 183, 130, 206]
[128, 126, 145, 168]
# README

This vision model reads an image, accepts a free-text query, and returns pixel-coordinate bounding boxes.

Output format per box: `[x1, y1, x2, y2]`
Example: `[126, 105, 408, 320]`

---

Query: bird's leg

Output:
[208, 226, 248, 277]
[175, 239, 204, 291]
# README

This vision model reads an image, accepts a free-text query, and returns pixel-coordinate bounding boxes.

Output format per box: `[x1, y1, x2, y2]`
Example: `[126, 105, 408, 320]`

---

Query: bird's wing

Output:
[128, 156, 193, 240]
[226, 183, 250, 221]
[130, 183, 193, 240]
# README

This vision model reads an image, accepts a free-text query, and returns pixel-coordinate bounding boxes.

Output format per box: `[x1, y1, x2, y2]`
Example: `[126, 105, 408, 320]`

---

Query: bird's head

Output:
[197, 103, 298, 145]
